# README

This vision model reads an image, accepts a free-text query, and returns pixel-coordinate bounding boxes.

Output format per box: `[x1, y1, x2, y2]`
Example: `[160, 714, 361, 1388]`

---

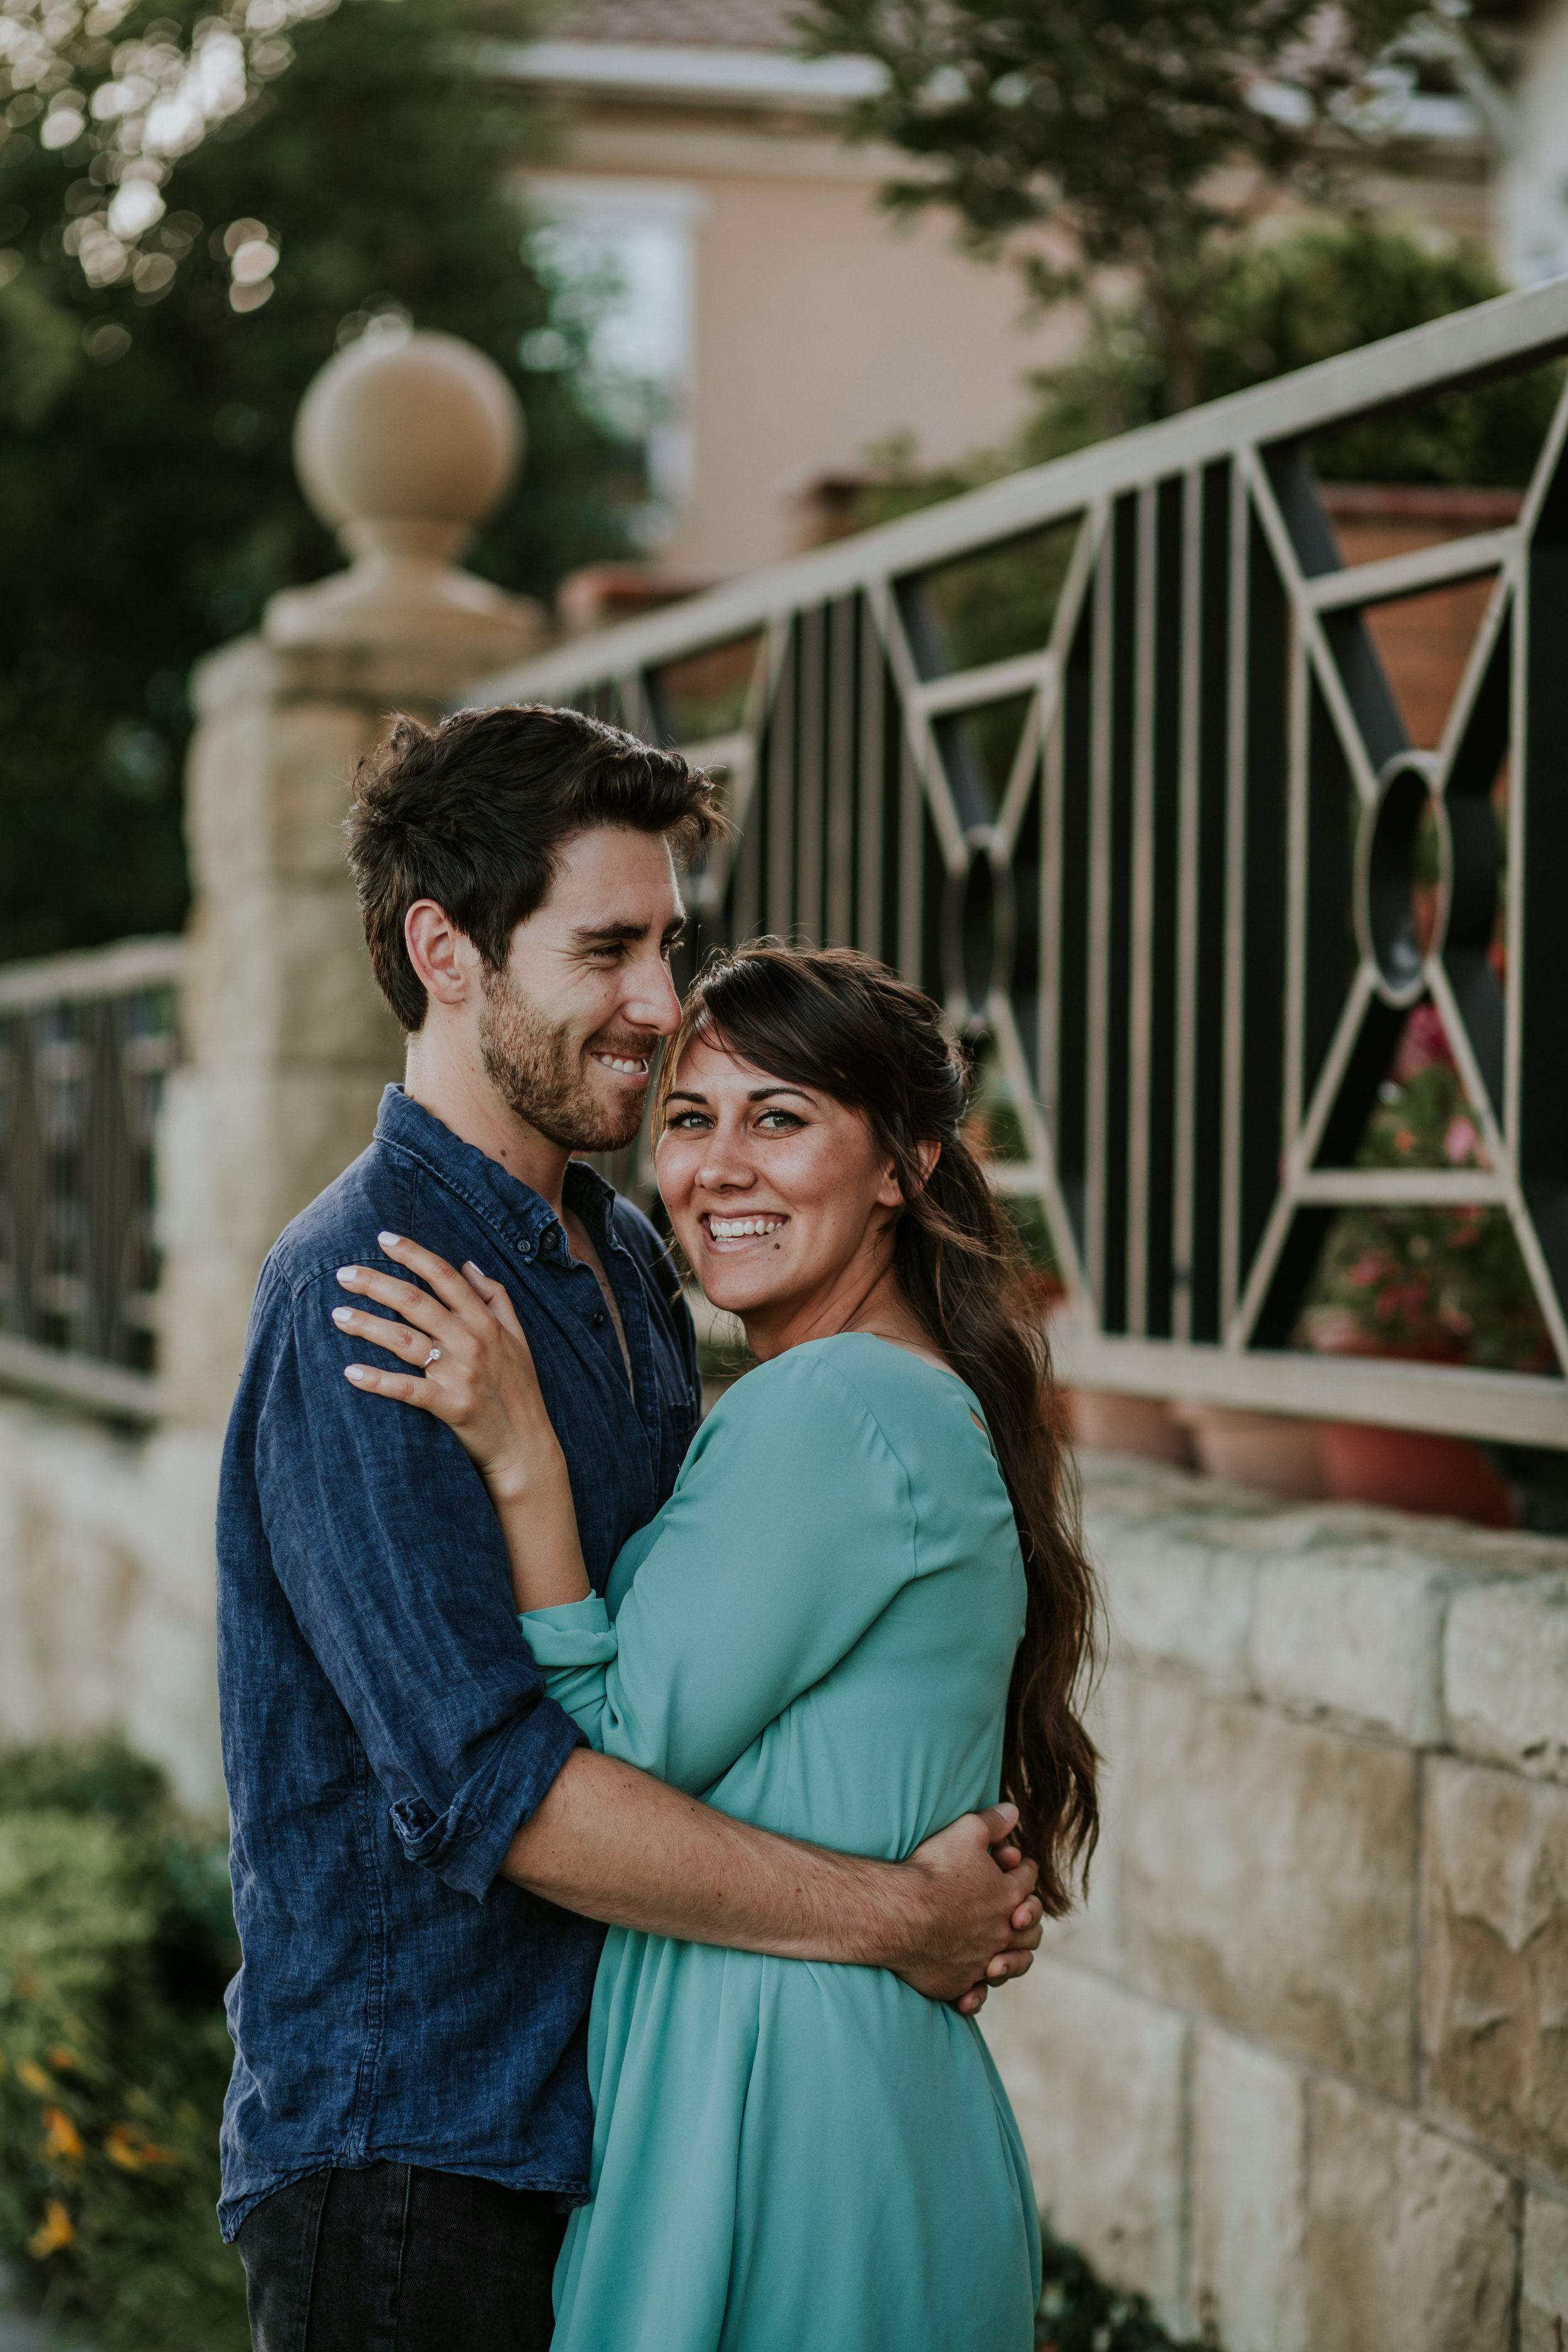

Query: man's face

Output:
[478, 825, 686, 1153]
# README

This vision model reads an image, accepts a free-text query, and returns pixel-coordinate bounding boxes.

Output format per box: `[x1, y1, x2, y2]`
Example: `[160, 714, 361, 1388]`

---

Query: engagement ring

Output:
[424, 1346, 442, 1366]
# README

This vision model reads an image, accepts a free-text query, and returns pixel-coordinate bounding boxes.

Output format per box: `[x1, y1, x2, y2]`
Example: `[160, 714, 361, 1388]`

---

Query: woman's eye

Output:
[666, 1111, 711, 1131]
[756, 1111, 804, 1131]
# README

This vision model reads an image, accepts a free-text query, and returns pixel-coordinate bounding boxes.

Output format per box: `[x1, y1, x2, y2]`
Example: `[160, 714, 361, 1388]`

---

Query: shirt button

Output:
[591, 1308, 607, 1328]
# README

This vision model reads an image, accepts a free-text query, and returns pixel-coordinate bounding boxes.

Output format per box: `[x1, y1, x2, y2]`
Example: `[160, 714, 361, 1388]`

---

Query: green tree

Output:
[799, 0, 1481, 410]
[1017, 214, 1563, 475]
[0, 0, 640, 961]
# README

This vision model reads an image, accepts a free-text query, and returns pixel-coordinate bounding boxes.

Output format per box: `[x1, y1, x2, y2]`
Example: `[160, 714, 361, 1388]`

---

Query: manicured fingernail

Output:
[337, 1267, 362, 1284]
[344, 1365, 370, 1383]
[378, 1231, 403, 1248]
[332, 1306, 352, 1324]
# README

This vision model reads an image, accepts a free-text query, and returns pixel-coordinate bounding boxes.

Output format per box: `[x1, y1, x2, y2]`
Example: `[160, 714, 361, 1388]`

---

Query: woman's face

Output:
[655, 1033, 904, 1333]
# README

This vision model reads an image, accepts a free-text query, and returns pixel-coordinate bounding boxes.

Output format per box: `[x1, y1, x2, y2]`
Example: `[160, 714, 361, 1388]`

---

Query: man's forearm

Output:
[500, 1749, 914, 1966]
[499, 1749, 1043, 2009]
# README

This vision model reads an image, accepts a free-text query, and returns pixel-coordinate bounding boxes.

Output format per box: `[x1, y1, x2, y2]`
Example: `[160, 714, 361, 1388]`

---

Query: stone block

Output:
[1421, 1754, 1568, 2176]
[267, 702, 383, 877]
[981, 1958, 1189, 2336]
[1523, 2191, 1568, 2352]
[1039, 1660, 1131, 1968]
[1190, 2028, 1308, 2352]
[1305, 2079, 1517, 2352]
[1089, 1515, 1261, 1691]
[192, 879, 401, 1066]
[1446, 1574, 1568, 1784]
[1249, 1545, 1454, 1744]
[1124, 1678, 1417, 2097]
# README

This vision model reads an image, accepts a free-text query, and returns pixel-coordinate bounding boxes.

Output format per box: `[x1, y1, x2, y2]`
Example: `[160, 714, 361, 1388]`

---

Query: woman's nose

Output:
[696, 1136, 755, 1192]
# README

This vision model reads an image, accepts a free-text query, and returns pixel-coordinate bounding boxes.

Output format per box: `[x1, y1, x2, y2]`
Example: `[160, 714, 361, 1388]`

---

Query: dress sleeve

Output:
[519, 1352, 917, 1796]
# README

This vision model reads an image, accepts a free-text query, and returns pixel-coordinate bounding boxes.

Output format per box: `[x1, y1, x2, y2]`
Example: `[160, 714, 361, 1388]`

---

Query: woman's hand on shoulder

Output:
[332, 1232, 565, 1508]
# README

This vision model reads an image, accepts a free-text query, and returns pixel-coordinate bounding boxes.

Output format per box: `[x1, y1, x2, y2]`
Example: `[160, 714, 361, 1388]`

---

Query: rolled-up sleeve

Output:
[253, 1266, 581, 1900]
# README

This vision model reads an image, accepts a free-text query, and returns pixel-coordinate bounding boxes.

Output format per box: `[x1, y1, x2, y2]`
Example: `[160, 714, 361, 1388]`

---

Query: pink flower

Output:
[1444, 1117, 1480, 1166]
[1347, 1255, 1387, 1288]
[1392, 1004, 1455, 1084]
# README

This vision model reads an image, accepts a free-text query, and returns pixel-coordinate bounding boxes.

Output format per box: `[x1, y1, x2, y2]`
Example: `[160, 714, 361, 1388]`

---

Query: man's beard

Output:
[479, 967, 653, 1153]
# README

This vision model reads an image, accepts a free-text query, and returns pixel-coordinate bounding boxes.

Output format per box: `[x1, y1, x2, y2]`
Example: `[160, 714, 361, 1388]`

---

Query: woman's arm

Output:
[525, 1353, 928, 1794]
[331, 1232, 590, 1612]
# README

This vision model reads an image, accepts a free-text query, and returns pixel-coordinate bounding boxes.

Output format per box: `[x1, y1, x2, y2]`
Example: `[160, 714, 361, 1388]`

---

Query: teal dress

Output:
[523, 1333, 1042, 2352]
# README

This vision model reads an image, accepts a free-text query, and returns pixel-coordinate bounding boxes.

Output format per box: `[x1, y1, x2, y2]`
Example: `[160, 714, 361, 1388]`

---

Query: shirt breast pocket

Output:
[660, 1393, 701, 1489]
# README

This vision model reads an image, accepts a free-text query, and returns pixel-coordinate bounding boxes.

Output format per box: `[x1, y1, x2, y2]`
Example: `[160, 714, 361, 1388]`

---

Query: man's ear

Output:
[405, 901, 479, 1010]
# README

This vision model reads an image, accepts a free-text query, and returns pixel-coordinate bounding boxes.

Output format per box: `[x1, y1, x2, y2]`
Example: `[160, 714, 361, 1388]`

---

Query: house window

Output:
[526, 175, 704, 545]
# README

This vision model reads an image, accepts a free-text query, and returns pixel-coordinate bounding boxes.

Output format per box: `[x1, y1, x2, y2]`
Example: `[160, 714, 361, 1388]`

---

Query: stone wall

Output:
[0, 1397, 222, 1810]
[982, 1454, 1568, 2351]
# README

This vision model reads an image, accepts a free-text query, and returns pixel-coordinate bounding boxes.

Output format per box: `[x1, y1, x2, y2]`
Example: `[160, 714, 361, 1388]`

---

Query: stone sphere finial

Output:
[263, 324, 541, 655]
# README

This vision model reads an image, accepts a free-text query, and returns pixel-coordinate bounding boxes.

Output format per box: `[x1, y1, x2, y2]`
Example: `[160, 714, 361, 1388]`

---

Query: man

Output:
[218, 703, 1043, 2351]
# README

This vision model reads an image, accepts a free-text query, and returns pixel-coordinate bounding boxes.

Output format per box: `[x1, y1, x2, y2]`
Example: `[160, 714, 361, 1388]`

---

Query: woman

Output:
[333, 945, 1099, 2352]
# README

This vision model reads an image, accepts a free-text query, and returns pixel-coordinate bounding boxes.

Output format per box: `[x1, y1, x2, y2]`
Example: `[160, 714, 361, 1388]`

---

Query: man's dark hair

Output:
[345, 703, 723, 1032]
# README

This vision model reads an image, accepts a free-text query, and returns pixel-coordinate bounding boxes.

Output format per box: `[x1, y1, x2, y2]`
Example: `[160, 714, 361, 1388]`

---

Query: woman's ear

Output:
[910, 1139, 941, 1194]
[876, 1139, 940, 1209]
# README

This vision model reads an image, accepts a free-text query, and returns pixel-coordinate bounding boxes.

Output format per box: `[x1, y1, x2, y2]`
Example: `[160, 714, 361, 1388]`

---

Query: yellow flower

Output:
[46, 2045, 78, 2072]
[104, 2124, 181, 2173]
[41, 2107, 83, 2163]
[16, 2059, 53, 2096]
[26, 2200, 74, 2260]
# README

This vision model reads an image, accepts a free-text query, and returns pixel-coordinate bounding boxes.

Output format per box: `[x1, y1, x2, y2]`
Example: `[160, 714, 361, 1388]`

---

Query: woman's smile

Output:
[699, 1212, 790, 1251]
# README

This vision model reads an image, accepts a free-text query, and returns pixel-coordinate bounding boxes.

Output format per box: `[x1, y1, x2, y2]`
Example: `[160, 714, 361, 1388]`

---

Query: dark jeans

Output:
[236, 2162, 567, 2352]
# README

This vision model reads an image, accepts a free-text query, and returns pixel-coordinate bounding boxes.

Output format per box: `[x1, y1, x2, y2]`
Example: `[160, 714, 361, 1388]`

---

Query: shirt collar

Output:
[373, 1085, 619, 1265]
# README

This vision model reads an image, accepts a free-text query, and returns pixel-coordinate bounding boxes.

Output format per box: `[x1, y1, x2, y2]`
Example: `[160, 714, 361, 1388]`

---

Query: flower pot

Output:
[1169, 1402, 1327, 1499]
[1318, 1421, 1517, 1528]
[1065, 1390, 1190, 1465]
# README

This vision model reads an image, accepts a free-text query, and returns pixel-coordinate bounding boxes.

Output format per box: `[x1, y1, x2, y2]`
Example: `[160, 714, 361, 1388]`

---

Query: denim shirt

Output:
[215, 1086, 701, 2239]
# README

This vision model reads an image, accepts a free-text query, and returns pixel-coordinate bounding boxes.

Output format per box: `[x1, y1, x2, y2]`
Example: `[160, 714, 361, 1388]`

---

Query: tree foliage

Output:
[0, 0, 638, 961]
[799, 0, 1464, 405]
[1016, 215, 1563, 479]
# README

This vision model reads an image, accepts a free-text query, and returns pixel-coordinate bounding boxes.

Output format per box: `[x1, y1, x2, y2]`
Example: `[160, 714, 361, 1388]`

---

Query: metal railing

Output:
[0, 937, 185, 1420]
[473, 278, 1568, 1447]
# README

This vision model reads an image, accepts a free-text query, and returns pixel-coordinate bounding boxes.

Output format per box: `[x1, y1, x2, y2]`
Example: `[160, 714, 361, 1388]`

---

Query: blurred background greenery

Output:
[0, 0, 642, 966]
[0, 1738, 244, 2350]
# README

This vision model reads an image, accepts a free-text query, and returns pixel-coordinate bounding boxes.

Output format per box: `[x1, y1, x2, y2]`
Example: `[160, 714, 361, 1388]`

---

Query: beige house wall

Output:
[522, 112, 1081, 577]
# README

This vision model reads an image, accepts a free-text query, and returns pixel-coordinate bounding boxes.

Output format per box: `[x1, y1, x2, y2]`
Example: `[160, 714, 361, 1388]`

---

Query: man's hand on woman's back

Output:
[889, 1803, 1044, 2014]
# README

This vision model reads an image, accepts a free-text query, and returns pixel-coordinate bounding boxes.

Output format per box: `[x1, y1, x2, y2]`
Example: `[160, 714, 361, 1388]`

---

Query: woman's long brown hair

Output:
[657, 943, 1100, 1915]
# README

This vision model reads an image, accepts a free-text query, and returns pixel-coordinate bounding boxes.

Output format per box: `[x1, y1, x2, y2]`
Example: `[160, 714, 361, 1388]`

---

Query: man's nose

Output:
[623, 946, 683, 1036]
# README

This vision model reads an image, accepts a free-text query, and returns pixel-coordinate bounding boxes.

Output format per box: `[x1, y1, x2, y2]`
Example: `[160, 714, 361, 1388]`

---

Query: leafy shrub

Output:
[0, 1739, 245, 2352]
[1298, 1005, 1551, 1375]
[1036, 2222, 1201, 2349]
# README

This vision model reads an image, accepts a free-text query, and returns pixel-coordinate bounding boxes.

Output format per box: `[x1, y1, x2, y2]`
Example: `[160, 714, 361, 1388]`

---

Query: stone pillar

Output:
[158, 328, 542, 1424]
